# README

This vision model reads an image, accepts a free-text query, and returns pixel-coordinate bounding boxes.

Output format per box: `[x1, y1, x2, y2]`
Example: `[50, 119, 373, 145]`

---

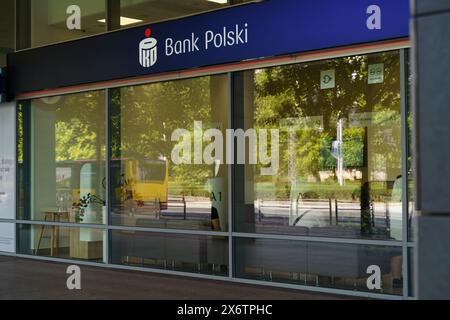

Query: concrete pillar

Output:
[413, 0, 450, 299]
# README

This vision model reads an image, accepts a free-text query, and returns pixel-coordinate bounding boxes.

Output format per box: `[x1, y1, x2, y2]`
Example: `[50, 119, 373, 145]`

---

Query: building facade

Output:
[0, 0, 421, 299]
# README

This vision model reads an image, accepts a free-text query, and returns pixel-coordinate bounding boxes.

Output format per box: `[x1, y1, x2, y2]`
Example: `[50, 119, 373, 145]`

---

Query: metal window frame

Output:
[400, 48, 410, 299]
[105, 88, 111, 264]
[1, 0, 416, 301]
[227, 73, 234, 279]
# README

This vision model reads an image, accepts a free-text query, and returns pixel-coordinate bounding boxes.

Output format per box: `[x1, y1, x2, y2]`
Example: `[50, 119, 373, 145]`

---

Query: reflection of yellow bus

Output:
[113, 158, 169, 210]
[55, 158, 169, 210]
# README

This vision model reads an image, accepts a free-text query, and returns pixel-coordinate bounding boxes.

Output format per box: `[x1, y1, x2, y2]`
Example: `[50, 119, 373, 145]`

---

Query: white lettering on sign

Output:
[205, 24, 249, 50]
[163, 24, 249, 58]
[66, 5, 81, 30]
[166, 33, 200, 56]
[366, 5, 382, 30]
[140, 23, 250, 68]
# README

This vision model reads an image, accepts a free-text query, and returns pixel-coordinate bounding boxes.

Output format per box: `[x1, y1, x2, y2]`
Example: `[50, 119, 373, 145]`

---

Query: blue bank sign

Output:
[138, 23, 250, 68]
[7, 0, 410, 97]
[135, 0, 409, 73]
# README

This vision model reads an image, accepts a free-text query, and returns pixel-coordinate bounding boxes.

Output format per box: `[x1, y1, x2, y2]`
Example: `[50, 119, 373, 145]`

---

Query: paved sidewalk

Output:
[0, 256, 348, 300]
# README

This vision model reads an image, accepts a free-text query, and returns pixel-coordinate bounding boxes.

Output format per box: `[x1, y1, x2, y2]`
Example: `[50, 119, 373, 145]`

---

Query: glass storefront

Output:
[18, 91, 106, 225]
[110, 75, 229, 231]
[17, 224, 106, 262]
[15, 49, 412, 297]
[4, 0, 413, 298]
[234, 51, 403, 241]
[111, 230, 228, 276]
[235, 237, 403, 295]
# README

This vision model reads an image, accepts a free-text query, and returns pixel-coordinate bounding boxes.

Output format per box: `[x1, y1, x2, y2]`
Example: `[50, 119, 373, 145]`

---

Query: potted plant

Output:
[72, 193, 106, 223]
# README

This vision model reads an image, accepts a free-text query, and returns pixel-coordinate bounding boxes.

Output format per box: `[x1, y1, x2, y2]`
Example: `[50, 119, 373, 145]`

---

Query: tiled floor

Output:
[0, 256, 349, 300]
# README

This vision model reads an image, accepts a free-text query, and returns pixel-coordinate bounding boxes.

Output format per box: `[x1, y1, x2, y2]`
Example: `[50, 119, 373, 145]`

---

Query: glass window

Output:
[0, 0, 15, 66]
[235, 237, 403, 295]
[24, 0, 106, 48]
[119, 0, 230, 28]
[111, 230, 228, 276]
[17, 224, 106, 262]
[234, 51, 403, 241]
[110, 75, 229, 231]
[18, 91, 106, 225]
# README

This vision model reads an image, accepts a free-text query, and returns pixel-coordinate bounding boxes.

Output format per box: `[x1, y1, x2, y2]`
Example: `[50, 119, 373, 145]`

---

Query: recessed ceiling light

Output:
[98, 16, 143, 26]
[207, 0, 228, 4]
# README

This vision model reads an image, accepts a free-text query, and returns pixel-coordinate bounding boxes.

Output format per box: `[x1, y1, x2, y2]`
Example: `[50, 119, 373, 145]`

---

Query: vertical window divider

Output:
[228, 72, 234, 279]
[106, 0, 121, 32]
[105, 1, 120, 265]
[400, 48, 410, 299]
[14, 100, 18, 254]
[105, 88, 112, 265]
[15, 0, 31, 51]
[228, 0, 235, 281]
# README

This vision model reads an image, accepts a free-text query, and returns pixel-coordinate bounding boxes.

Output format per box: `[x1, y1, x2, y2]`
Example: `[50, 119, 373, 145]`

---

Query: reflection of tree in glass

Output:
[54, 91, 106, 162]
[253, 52, 401, 203]
[115, 78, 214, 197]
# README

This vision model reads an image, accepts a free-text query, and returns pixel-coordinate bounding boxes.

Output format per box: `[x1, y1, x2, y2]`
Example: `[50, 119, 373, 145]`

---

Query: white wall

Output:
[0, 102, 16, 253]
[0, 102, 15, 220]
[0, 222, 14, 253]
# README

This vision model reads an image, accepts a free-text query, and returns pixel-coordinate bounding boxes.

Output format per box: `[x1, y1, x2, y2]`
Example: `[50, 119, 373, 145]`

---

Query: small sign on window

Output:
[320, 69, 335, 90]
[368, 63, 384, 84]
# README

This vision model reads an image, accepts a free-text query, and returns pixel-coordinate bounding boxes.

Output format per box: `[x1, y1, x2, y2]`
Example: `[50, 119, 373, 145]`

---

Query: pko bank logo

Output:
[139, 28, 157, 68]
